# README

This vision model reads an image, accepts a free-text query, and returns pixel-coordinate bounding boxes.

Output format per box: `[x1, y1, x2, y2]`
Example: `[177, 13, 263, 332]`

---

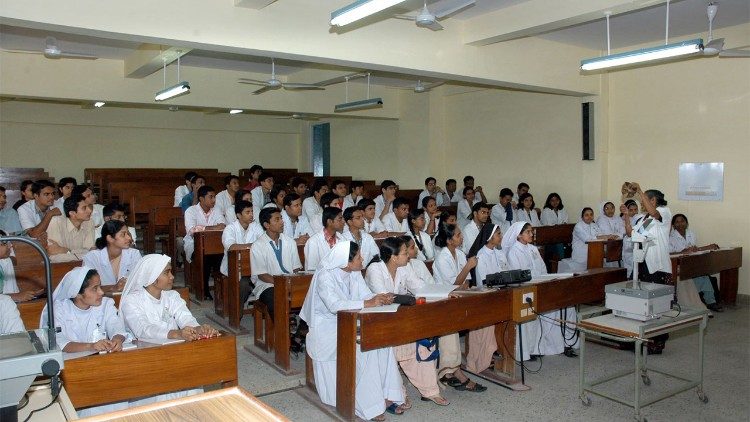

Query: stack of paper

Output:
[412, 285, 458, 301]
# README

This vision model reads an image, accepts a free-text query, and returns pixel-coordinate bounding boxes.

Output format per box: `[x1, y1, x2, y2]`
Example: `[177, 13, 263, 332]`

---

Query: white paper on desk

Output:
[412, 284, 458, 300]
[359, 304, 400, 314]
[98, 341, 137, 354]
[137, 337, 185, 346]
[63, 350, 97, 360]
[528, 273, 575, 284]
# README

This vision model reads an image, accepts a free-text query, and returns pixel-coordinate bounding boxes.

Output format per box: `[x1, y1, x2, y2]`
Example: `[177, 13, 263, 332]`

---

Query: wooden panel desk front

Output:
[533, 224, 575, 246]
[586, 239, 623, 269]
[62, 333, 238, 409]
[191, 230, 224, 300]
[272, 273, 313, 373]
[670, 247, 742, 305]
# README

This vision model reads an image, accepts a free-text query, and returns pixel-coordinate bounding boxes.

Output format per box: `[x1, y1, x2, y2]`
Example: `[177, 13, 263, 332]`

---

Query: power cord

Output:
[23, 377, 62, 422]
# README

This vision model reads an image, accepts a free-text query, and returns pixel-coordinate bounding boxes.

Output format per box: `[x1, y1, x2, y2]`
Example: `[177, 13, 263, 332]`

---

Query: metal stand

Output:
[518, 321, 525, 385]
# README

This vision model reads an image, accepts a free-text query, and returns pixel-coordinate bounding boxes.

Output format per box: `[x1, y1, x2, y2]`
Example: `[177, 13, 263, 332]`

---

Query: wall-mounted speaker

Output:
[582, 102, 594, 161]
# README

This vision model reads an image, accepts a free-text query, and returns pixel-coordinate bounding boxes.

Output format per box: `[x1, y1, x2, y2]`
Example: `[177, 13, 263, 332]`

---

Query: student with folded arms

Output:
[18, 180, 60, 240]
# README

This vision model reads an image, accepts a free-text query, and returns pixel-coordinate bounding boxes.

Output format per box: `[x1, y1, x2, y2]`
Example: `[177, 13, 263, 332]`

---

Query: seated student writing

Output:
[94, 202, 137, 244]
[251, 172, 274, 217]
[358, 198, 386, 235]
[382, 197, 410, 233]
[46, 194, 96, 257]
[596, 201, 625, 237]
[365, 237, 448, 407]
[282, 193, 313, 244]
[515, 193, 541, 227]
[83, 221, 141, 292]
[456, 187, 476, 230]
[12, 180, 34, 211]
[184, 185, 226, 300]
[53, 177, 77, 213]
[432, 222, 486, 393]
[407, 208, 434, 261]
[503, 222, 578, 360]
[0, 186, 22, 235]
[300, 241, 405, 421]
[342, 206, 379, 266]
[490, 188, 515, 234]
[174, 171, 197, 208]
[418, 177, 448, 209]
[465, 223, 508, 373]
[304, 207, 345, 271]
[461, 202, 490, 255]
[264, 185, 286, 210]
[41, 266, 131, 417]
[343, 181, 364, 209]
[421, 196, 441, 236]
[0, 230, 44, 302]
[215, 175, 241, 223]
[669, 213, 722, 312]
[18, 180, 61, 240]
[329, 180, 348, 209]
[179, 174, 206, 212]
[219, 200, 263, 304]
[374, 180, 398, 223]
[302, 179, 329, 230]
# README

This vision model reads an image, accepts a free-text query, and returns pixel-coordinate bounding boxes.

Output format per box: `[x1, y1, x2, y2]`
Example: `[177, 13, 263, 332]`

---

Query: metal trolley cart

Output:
[577, 307, 709, 422]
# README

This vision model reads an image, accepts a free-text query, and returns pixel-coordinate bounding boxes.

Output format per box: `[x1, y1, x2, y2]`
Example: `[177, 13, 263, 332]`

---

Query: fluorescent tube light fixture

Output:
[229, 109, 243, 114]
[581, 39, 703, 71]
[330, 0, 408, 26]
[155, 81, 190, 101]
[93, 101, 105, 108]
[335, 98, 383, 112]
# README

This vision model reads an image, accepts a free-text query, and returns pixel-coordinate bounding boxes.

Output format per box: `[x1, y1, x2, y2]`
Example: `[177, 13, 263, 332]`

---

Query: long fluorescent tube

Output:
[330, 0, 408, 26]
[335, 98, 383, 113]
[155, 81, 190, 101]
[93, 101, 105, 108]
[229, 109, 243, 114]
[581, 39, 703, 71]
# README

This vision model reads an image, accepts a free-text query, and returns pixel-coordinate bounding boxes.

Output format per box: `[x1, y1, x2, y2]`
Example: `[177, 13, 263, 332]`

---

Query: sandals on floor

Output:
[439, 375, 463, 388]
[455, 379, 487, 392]
[385, 402, 405, 415]
[420, 395, 450, 406]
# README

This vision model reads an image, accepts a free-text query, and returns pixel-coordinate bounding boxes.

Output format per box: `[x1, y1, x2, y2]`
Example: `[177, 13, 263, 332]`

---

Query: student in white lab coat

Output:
[596, 201, 625, 237]
[559, 207, 615, 273]
[300, 241, 406, 420]
[302, 179, 329, 230]
[541, 193, 568, 226]
[432, 211, 457, 257]
[382, 197, 410, 233]
[461, 202, 490, 255]
[445, 179, 460, 204]
[174, 171, 197, 208]
[264, 185, 286, 210]
[282, 193, 314, 242]
[365, 237, 448, 407]
[403, 236, 435, 285]
[421, 196, 441, 236]
[219, 200, 263, 305]
[0, 294, 24, 335]
[94, 203, 137, 246]
[83, 220, 141, 291]
[214, 175, 241, 224]
[462, 176, 487, 204]
[359, 199, 386, 235]
[456, 187, 476, 230]
[374, 180, 398, 223]
[490, 188, 515, 234]
[251, 172, 275, 219]
[407, 209, 434, 261]
[179, 175, 206, 212]
[515, 193, 541, 227]
[343, 181, 364, 210]
[329, 180, 348, 210]
[432, 222, 487, 392]
[184, 185, 226, 300]
[304, 207, 345, 271]
[342, 206, 379, 267]
[0, 231, 44, 301]
[417, 177, 448, 209]
[503, 222, 578, 360]
[513, 182, 530, 203]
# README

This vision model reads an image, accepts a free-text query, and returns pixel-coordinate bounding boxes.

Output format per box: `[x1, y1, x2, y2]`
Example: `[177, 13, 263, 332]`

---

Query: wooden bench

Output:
[533, 224, 575, 246]
[272, 273, 313, 373]
[586, 238, 623, 269]
[190, 230, 224, 302]
[145, 207, 183, 254]
[670, 247, 743, 305]
[14, 260, 83, 291]
[219, 248, 253, 333]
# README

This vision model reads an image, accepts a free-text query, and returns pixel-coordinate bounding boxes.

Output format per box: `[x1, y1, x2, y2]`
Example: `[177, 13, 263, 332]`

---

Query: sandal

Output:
[456, 380, 487, 392]
[401, 395, 412, 410]
[439, 375, 463, 388]
[420, 395, 450, 406]
[385, 402, 404, 415]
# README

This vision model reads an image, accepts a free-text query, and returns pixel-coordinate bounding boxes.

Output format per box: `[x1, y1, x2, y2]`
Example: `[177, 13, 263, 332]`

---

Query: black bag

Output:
[484, 269, 532, 287]
[393, 294, 416, 306]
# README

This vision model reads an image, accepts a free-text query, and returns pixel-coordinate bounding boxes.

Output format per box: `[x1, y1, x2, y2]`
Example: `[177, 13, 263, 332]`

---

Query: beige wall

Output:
[327, 118, 400, 182]
[0, 102, 300, 181]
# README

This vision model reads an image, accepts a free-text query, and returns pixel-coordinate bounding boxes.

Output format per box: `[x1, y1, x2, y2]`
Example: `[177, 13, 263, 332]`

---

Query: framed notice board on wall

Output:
[678, 162, 724, 201]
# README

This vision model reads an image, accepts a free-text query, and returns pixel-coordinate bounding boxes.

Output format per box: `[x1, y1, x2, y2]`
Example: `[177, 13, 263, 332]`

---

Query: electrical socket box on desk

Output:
[522, 292, 534, 305]
[512, 285, 537, 323]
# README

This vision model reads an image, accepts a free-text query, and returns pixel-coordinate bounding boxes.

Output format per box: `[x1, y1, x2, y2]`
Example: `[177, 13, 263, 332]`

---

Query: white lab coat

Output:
[490, 204, 514, 234]
[456, 199, 472, 230]
[417, 190, 445, 209]
[571, 220, 601, 265]
[364, 217, 385, 234]
[17, 200, 43, 230]
[120, 288, 198, 340]
[214, 190, 235, 224]
[342, 194, 362, 210]
[475, 246, 510, 288]
[640, 207, 673, 274]
[374, 195, 393, 222]
[431, 247, 469, 376]
[0, 257, 19, 295]
[83, 247, 142, 286]
[342, 230, 379, 267]
[251, 232, 302, 298]
[183, 205, 226, 263]
[669, 229, 697, 253]
[0, 294, 24, 334]
[461, 220, 481, 255]
[382, 212, 408, 233]
[365, 261, 425, 295]
[541, 208, 568, 226]
[304, 231, 345, 271]
[94, 225, 137, 244]
[54, 297, 129, 350]
[174, 185, 189, 208]
[219, 221, 263, 276]
[302, 197, 322, 229]
[404, 259, 435, 285]
[596, 215, 625, 237]
[515, 208, 541, 227]
[282, 210, 314, 239]
[410, 230, 434, 261]
[251, 186, 269, 220]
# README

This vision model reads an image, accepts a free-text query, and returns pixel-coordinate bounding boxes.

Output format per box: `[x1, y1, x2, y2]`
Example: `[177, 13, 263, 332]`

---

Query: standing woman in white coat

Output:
[515, 193, 541, 227]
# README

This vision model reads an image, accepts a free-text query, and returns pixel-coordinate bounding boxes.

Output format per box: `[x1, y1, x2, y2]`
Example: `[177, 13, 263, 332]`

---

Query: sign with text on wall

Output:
[678, 162, 724, 201]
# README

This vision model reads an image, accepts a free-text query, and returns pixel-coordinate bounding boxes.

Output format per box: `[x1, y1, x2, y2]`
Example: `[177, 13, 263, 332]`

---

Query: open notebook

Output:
[411, 284, 458, 301]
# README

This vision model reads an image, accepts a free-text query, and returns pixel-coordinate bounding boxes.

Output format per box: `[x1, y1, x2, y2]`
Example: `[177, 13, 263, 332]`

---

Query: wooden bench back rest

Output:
[14, 260, 82, 291]
[127, 193, 174, 225]
[0, 167, 54, 190]
[194, 230, 225, 255]
[145, 207, 183, 253]
[533, 224, 575, 246]
[168, 217, 186, 270]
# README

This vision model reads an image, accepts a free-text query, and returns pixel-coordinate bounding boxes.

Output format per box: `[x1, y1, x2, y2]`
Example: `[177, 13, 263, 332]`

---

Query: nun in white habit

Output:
[41, 266, 130, 417]
[300, 242, 406, 420]
[503, 222, 579, 360]
[596, 201, 625, 237]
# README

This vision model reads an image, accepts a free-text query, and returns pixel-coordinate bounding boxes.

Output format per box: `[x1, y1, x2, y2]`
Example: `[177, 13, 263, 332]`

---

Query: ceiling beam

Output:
[234, 0, 278, 9]
[124, 44, 191, 78]
[462, 0, 670, 46]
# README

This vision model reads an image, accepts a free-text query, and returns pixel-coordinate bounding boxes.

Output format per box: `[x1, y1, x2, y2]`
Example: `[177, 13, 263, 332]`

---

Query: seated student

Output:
[461, 202, 490, 255]
[184, 185, 226, 300]
[503, 222, 578, 360]
[329, 180, 348, 209]
[456, 187, 476, 230]
[490, 188, 515, 234]
[0, 294, 24, 334]
[342, 206, 379, 266]
[263, 185, 286, 209]
[282, 193, 313, 243]
[463, 175, 487, 204]
[300, 241, 405, 420]
[402, 235, 435, 284]
[669, 213, 722, 312]
[541, 193, 568, 226]
[302, 179, 328, 231]
[445, 178, 460, 204]
[174, 171, 198, 208]
[251, 208, 303, 321]
[358, 198, 386, 235]
[465, 223, 508, 373]
[0, 186, 22, 235]
[422, 196, 441, 236]
[382, 197, 410, 233]
[560, 207, 616, 273]
[95, 202, 137, 244]
[432, 210, 457, 256]
[18, 180, 60, 239]
[374, 180, 398, 223]
[596, 201, 625, 237]
[179, 174, 206, 212]
[243, 164, 263, 192]
[407, 209, 435, 261]
[432, 222, 486, 392]
[228, 189, 253, 224]
[290, 177, 308, 199]
[513, 182, 530, 203]
[515, 193, 541, 227]
[219, 200, 263, 297]
[417, 177, 448, 209]
[343, 181, 364, 209]
[304, 207, 345, 271]
[73, 184, 104, 229]
[83, 221, 141, 292]
[46, 194, 95, 257]
[215, 175, 240, 223]
[53, 177, 77, 213]
[13, 180, 34, 211]
[365, 237, 447, 407]
[0, 230, 44, 302]
[620, 199, 642, 277]
[251, 172, 274, 217]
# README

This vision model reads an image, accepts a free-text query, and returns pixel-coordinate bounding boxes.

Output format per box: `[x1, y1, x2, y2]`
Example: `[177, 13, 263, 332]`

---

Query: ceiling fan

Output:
[2, 36, 98, 60]
[395, 80, 445, 93]
[702, 2, 750, 58]
[237, 59, 325, 95]
[272, 113, 320, 121]
[394, 0, 475, 31]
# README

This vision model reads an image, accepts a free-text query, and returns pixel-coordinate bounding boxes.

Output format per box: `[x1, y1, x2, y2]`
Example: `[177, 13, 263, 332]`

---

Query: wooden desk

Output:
[14, 260, 82, 291]
[191, 230, 224, 301]
[586, 239, 623, 269]
[167, 217, 185, 273]
[78, 387, 288, 422]
[533, 224, 574, 246]
[62, 333, 238, 409]
[145, 206, 182, 254]
[221, 248, 252, 332]
[670, 247, 743, 305]
[273, 273, 313, 373]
